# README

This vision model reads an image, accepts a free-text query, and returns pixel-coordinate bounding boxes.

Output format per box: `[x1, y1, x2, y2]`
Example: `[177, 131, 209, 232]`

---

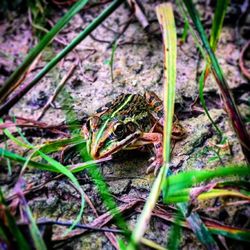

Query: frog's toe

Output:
[148, 156, 155, 163]
[146, 159, 163, 175]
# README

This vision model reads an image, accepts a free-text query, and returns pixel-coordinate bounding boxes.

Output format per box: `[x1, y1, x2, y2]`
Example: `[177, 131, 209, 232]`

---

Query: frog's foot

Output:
[146, 157, 163, 175]
[139, 132, 163, 176]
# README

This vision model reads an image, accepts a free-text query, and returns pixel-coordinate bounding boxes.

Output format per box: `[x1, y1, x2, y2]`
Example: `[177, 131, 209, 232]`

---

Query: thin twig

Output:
[89, 34, 111, 44]
[18, 219, 124, 234]
[107, 15, 133, 49]
[37, 60, 78, 121]
[127, 0, 149, 30]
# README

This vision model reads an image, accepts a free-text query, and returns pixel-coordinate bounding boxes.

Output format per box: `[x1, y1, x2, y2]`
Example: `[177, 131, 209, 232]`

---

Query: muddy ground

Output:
[0, 0, 250, 249]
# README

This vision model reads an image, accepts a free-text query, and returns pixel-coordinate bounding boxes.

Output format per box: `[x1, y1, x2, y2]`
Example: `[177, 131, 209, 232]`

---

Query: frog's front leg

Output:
[139, 132, 163, 175]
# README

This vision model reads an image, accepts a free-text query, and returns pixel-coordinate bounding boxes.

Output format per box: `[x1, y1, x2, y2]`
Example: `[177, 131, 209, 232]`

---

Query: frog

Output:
[82, 91, 186, 174]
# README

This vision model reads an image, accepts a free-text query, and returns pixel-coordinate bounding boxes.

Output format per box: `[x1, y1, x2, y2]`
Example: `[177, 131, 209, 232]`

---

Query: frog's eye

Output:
[126, 121, 137, 133]
[113, 122, 125, 139]
[86, 116, 101, 132]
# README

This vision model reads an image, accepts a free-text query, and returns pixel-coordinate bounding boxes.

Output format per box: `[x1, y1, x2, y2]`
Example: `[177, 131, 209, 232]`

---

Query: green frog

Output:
[82, 91, 186, 174]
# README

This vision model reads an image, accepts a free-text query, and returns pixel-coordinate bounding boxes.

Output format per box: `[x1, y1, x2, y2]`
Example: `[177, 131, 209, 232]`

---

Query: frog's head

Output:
[82, 116, 140, 159]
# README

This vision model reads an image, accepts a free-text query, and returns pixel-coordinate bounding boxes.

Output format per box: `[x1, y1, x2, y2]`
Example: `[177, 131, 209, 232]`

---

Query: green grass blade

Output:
[199, 68, 222, 137]
[110, 41, 118, 82]
[210, 0, 229, 50]
[167, 209, 182, 249]
[0, 0, 89, 102]
[199, 0, 229, 138]
[0, 148, 57, 172]
[0, 0, 125, 116]
[127, 4, 177, 249]
[176, 0, 206, 58]
[0, 147, 96, 174]
[3, 128, 32, 149]
[38, 151, 85, 233]
[180, 21, 189, 44]
[80, 151, 131, 236]
[166, 188, 250, 203]
[154, 3, 219, 249]
[164, 165, 249, 196]
[178, 202, 219, 249]
[161, 4, 177, 165]
[33, 136, 84, 155]
[207, 222, 250, 242]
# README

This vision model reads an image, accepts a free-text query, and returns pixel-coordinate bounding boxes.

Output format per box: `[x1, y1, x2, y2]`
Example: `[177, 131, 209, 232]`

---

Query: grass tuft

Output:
[180, 0, 250, 162]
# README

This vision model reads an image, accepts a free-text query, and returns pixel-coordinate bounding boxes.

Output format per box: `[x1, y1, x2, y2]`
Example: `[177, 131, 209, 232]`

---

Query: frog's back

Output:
[95, 94, 141, 116]
[95, 93, 153, 132]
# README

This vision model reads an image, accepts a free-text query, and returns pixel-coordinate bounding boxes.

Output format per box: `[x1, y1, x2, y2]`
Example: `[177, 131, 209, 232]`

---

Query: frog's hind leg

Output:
[145, 91, 187, 140]
[138, 132, 163, 175]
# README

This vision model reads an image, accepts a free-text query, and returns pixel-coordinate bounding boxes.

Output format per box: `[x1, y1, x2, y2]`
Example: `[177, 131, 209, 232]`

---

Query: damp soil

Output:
[0, 0, 250, 249]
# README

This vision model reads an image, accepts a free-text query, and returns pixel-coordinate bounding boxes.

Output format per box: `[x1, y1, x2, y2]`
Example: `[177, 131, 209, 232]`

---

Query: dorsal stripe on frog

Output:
[96, 94, 132, 117]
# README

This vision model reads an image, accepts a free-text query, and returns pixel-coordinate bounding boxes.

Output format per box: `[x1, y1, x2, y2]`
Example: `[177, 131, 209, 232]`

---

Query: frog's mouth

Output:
[91, 131, 141, 159]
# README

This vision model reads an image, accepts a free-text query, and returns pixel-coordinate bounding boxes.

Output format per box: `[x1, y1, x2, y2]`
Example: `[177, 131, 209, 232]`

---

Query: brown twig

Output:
[107, 15, 133, 49]
[89, 34, 111, 44]
[127, 0, 149, 30]
[0, 117, 71, 139]
[19, 219, 123, 233]
[1, 115, 85, 130]
[101, 23, 120, 34]
[37, 60, 78, 121]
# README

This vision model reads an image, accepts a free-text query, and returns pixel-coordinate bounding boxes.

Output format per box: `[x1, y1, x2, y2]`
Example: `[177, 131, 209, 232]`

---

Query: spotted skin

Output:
[83, 91, 186, 174]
